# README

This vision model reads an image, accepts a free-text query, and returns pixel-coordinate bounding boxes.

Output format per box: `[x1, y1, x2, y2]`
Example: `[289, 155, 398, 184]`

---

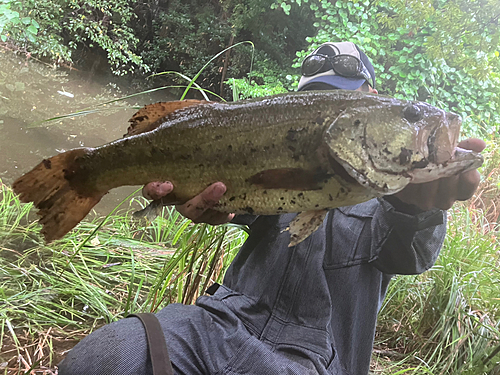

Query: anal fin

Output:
[289, 209, 328, 247]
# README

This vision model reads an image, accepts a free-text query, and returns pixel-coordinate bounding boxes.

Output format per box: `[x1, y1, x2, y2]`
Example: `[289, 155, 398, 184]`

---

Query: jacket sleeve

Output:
[369, 196, 447, 275]
[230, 214, 259, 227]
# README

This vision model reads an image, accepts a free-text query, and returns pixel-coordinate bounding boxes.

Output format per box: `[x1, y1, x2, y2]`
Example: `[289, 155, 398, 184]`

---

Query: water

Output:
[0, 50, 175, 215]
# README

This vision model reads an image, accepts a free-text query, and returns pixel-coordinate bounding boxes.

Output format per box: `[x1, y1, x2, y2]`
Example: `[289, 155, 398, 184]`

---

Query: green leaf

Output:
[27, 24, 37, 34]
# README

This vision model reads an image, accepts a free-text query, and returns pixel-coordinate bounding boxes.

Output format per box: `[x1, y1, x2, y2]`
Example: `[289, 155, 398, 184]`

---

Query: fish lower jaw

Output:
[409, 149, 483, 184]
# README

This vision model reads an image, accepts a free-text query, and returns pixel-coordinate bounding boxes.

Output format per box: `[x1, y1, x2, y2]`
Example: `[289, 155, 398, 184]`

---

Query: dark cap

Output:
[298, 42, 376, 91]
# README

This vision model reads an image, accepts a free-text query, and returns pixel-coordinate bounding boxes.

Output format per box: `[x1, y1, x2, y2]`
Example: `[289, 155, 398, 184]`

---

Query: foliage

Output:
[226, 50, 292, 100]
[0, 181, 247, 372]
[376, 204, 500, 373]
[0, 0, 39, 43]
[275, 0, 500, 136]
[139, 0, 314, 96]
[0, 0, 147, 75]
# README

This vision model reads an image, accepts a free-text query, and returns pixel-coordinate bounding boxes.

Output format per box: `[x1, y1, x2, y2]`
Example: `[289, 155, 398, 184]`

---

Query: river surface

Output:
[0, 50, 175, 215]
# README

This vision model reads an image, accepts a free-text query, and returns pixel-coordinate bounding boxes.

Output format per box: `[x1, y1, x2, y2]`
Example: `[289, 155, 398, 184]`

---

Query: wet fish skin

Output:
[12, 90, 483, 243]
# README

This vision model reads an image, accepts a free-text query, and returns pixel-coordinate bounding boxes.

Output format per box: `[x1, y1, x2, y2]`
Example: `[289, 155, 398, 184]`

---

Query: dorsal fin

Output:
[126, 100, 210, 136]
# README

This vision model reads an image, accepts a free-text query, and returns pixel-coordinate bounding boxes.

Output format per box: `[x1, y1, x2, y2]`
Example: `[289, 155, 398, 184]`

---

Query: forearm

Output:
[370, 197, 447, 275]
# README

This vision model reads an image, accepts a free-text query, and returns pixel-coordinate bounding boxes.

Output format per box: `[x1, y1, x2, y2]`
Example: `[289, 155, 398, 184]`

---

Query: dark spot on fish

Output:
[298, 193, 304, 198]
[42, 159, 51, 169]
[288, 146, 296, 153]
[315, 116, 324, 125]
[315, 204, 319, 208]
[290, 200, 296, 204]
[399, 147, 412, 165]
[245, 206, 254, 214]
[227, 145, 233, 151]
[383, 147, 391, 155]
[250, 148, 257, 153]
[239, 193, 247, 200]
[229, 196, 236, 201]
[412, 159, 429, 169]
[286, 129, 298, 142]
[243, 160, 248, 166]
[329, 194, 333, 201]
[354, 119, 361, 126]
[263, 190, 267, 194]
[215, 135, 223, 140]
[340, 187, 346, 193]
[280, 197, 285, 201]
[198, 163, 204, 168]
[278, 207, 283, 211]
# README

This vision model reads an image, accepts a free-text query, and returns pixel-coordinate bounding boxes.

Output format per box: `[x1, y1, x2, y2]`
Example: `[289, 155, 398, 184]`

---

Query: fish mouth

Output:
[426, 111, 461, 165]
[410, 147, 484, 184]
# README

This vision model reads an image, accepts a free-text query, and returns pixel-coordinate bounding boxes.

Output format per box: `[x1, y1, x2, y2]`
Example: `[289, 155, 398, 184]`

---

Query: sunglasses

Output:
[301, 54, 374, 88]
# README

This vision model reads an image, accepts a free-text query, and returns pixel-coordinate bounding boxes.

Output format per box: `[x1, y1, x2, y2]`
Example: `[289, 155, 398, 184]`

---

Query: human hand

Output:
[142, 181, 235, 225]
[393, 138, 486, 211]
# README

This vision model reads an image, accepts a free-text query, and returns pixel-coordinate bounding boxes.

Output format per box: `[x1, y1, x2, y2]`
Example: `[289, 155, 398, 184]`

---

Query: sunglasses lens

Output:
[301, 55, 326, 76]
[330, 55, 361, 77]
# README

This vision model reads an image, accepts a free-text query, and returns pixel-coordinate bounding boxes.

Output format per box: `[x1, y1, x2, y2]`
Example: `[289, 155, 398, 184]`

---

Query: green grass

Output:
[0, 181, 247, 372]
[374, 135, 500, 374]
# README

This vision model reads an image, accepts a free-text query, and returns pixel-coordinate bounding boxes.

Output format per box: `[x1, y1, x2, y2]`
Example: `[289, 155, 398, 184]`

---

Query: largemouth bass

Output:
[13, 90, 483, 245]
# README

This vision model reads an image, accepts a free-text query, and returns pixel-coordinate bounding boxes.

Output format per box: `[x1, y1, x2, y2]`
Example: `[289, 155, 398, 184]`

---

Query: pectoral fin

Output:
[126, 100, 211, 136]
[288, 209, 328, 247]
[132, 193, 185, 220]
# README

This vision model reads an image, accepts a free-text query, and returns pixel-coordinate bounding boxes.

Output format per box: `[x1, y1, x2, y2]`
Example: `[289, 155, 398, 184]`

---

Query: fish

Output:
[12, 90, 483, 246]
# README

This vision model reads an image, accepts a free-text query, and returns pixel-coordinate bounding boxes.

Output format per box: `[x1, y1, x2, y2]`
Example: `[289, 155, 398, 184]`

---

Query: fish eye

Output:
[403, 104, 422, 123]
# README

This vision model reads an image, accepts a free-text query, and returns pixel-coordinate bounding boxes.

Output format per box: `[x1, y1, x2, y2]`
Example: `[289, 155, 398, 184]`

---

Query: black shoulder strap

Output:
[128, 313, 174, 375]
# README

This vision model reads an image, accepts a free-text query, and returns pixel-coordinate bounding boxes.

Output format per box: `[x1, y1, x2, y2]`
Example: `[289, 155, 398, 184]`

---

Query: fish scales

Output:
[12, 90, 483, 243]
[81, 92, 376, 214]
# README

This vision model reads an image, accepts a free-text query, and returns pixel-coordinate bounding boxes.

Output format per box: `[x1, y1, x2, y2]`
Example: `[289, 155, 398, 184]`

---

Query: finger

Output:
[413, 180, 440, 211]
[396, 181, 439, 211]
[176, 182, 227, 221]
[142, 181, 174, 200]
[457, 138, 486, 152]
[434, 176, 459, 210]
[457, 169, 481, 201]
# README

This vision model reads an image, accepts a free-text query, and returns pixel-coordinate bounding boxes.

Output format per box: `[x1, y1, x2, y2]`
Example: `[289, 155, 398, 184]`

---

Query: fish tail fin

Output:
[12, 148, 104, 242]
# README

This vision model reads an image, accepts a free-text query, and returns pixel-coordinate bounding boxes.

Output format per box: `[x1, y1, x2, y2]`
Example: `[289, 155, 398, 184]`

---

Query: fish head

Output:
[325, 97, 483, 194]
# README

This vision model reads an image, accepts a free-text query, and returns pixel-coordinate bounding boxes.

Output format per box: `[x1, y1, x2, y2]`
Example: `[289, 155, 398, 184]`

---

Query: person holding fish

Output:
[53, 42, 485, 375]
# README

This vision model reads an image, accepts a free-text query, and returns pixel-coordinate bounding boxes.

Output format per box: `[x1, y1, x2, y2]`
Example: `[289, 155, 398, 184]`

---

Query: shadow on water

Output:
[0, 50, 176, 215]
